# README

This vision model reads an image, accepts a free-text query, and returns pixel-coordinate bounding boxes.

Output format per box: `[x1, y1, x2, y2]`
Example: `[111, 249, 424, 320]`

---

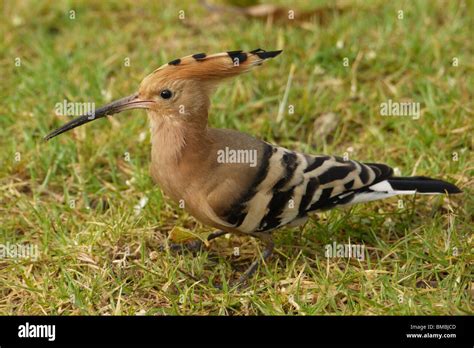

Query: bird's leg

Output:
[160, 230, 228, 253]
[233, 235, 274, 288]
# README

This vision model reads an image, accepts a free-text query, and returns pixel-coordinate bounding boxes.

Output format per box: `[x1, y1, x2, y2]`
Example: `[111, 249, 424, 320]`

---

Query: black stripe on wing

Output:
[258, 151, 299, 231]
[273, 152, 298, 190]
[303, 155, 331, 173]
[318, 161, 357, 185]
[298, 177, 319, 217]
[304, 161, 394, 213]
[258, 187, 295, 231]
[308, 187, 334, 211]
[363, 162, 394, 180]
[223, 144, 273, 226]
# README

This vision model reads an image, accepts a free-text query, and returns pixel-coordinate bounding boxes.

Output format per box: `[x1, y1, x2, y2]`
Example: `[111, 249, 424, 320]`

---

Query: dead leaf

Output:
[169, 226, 196, 243]
[201, 0, 348, 25]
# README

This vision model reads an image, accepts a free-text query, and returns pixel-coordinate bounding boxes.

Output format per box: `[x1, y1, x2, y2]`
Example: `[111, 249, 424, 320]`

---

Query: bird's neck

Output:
[149, 113, 210, 162]
[148, 113, 212, 199]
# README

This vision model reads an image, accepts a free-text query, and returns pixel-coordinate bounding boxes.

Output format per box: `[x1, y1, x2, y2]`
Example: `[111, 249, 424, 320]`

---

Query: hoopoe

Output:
[45, 49, 462, 285]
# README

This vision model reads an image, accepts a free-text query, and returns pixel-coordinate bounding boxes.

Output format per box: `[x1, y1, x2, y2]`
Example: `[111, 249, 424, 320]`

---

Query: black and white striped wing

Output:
[222, 143, 393, 234]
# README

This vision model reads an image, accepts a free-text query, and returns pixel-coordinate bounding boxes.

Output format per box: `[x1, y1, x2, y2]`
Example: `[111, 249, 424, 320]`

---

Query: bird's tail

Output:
[346, 176, 461, 205]
[384, 176, 462, 195]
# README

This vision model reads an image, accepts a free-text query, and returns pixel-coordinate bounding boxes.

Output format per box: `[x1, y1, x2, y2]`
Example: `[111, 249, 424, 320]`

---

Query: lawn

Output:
[0, 0, 472, 315]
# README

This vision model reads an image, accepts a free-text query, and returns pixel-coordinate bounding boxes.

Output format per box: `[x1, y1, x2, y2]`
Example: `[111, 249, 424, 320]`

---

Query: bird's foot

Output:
[230, 239, 274, 289]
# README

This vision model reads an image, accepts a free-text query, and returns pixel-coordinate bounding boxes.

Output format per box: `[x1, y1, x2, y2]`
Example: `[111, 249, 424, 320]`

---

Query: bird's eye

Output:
[160, 89, 173, 99]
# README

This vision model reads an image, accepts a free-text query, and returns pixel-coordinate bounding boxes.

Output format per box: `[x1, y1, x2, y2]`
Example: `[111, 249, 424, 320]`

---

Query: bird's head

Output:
[44, 49, 282, 140]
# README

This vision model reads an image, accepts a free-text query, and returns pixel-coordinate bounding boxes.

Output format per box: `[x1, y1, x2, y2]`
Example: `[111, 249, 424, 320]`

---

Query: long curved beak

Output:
[44, 93, 155, 141]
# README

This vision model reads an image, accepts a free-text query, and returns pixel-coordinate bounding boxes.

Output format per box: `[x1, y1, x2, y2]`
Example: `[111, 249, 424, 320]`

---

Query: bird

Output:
[45, 48, 462, 286]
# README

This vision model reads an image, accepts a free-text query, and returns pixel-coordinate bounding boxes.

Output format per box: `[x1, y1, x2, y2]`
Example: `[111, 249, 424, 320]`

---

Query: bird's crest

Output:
[149, 48, 282, 81]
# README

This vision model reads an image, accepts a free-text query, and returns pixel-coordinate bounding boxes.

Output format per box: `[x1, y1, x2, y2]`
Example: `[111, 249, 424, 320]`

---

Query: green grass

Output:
[0, 0, 472, 315]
